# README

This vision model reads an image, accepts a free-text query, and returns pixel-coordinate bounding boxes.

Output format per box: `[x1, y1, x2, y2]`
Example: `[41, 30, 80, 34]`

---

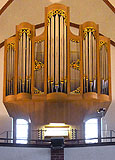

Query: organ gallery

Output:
[3, 3, 111, 132]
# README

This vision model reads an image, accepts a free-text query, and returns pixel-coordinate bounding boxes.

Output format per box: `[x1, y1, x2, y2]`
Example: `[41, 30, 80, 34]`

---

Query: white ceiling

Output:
[0, 0, 8, 9]
[0, 0, 114, 11]
[109, 0, 115, 7]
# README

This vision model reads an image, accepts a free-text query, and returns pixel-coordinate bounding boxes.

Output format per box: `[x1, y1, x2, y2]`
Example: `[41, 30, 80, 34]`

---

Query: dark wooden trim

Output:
[35, 23, 45, 29]
[65, 142, 115, 148]
[0, 0, 14, 16]
[70, 22, 79, 28]
[0, 41, 4, 48]
[0, 22, 115, 49]
[0, 143, 50, 148]
[103, 0, 115, 13]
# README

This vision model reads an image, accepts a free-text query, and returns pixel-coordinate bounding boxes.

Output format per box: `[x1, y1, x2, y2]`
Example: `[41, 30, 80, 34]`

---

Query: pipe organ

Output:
[3, 4, 111, 127]
[5, 37, 16, 96]
[80, 26, 97, 93]
[47, 10, 67, 93]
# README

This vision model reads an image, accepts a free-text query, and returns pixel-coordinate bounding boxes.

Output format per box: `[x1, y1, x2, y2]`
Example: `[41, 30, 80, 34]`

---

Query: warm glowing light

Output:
[16, 119, 28, 144]
[49, 123, 67, 126]
[85, 118, 98, 143]
[44, 128, 69, 137]
[44, 123, 69, 137]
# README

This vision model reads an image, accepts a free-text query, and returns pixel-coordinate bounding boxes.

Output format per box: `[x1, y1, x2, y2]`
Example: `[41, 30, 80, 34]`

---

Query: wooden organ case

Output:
[3, 4, 111, 127]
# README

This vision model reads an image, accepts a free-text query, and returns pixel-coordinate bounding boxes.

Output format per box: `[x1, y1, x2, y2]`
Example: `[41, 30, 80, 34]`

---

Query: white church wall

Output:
[65, 145, 115, 160]
[0, 147, 50, 160]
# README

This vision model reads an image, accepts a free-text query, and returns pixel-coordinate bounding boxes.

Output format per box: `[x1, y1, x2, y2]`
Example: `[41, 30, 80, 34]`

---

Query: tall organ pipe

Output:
[83, 40, 86, 93]
[48, 22, 51, 93]
[22, 32, 26, 92]
[105, 48, 108, 94]
[51, 16, 54, 92]
[55, 14, 59, 92]
[29, 39, 32, 93]
[6, 48, 9, 95]
[85, 34, 88, 92]
[26, 35, 29, 93]
[64, 23, 66, 93]
[93, 36, 96, 92]
[89, 32, 93, 92]
[60, 16, 64, 92]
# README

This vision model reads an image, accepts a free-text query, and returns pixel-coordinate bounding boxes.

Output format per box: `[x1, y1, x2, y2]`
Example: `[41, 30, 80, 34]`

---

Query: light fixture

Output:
[97, 108, 106, 114]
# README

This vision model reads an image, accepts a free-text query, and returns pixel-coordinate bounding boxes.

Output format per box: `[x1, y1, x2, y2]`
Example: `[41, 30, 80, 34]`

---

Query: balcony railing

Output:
[0, 129, 115, 145]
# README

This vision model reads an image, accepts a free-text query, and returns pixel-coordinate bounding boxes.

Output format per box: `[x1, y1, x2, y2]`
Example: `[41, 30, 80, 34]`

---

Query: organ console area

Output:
[3, 3, 111, 128]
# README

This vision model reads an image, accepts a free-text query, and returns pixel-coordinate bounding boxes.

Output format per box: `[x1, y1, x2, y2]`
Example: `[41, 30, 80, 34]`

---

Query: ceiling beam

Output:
[103, 0, 115, 13]
[0, 0, 14, 16]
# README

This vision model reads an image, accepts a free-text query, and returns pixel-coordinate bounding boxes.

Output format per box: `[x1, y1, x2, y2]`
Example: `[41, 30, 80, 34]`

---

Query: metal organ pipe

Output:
[83, 40, 86, 93]
[85, 34, 88, 92]
[89, 32, 93, 92]
[26, 35, 29, 93]
[55, 14, 59, 92]
[105, 47, 108, 94]
[93, 36, 96, 92]
[64, 23, 67, 93]
[51, 16, 54, 92]
[47, 12, 67, 93]
[60, 16, 64, 92]
[48, 23, 51, 93]
[29, 38, 32, 93]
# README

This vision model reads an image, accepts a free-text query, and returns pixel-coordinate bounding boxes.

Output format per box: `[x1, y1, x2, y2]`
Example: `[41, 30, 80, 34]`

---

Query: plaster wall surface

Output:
[65, 145, 115, 160]
[0, 147, 50, 160]
[0, 0, 115, 43]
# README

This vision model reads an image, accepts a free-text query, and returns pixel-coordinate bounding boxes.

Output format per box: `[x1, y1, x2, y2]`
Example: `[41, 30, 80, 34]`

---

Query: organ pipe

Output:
[64, 24, 67, 93]
[60, 16, 64, 92]
[100, 39, 109, 95]
[51, 16, 54, 92]
[48, 23, 51, 93]
[85, 34, 88, 92]
[4, 9, 110, 99]
[55, 14, 59, 92]
[29, 39, 32, 93]
[5, 39, 15, 96]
